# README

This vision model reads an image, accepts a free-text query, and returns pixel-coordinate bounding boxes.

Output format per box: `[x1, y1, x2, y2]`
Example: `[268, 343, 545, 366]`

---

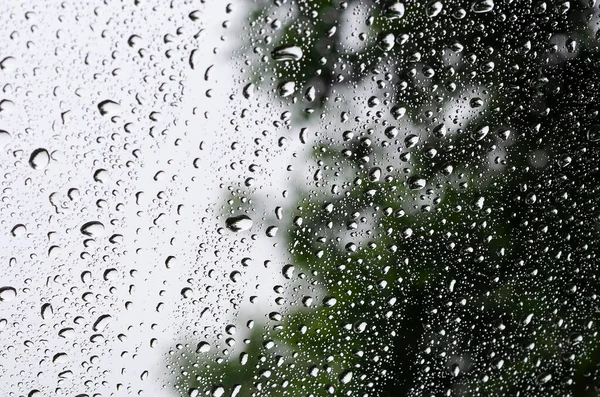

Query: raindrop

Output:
[278, 81, 296, 97]
[226, 215, 253, 232]
[80, 221, 105, 238]
[339, 370, 353, 384]
[92, 314, 112, 332]
[242, 83, 255, 99]
[471, 0, 494, 13]
[271, 45, 303, 61]
[426, 1, 443, 17]
[383, 2, 405, 19]
[196, 341, 211, 353]
[11, 224, 26, 237]
[408, 176, 426, 190]
[97, 100, 120, 116]
[29, 148, 50, 170]
[0, 287, 17, 302]
[41, 303, 53, 320]
[0, 130, 10, 149]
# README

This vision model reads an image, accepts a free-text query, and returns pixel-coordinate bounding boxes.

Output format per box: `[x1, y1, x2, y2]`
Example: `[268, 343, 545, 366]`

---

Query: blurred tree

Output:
[174, 0, 600, 396]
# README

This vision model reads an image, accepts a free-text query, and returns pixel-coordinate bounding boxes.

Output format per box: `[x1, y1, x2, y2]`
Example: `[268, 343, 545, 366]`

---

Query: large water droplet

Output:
[471, 0, 494, 12]
[226, 215, 253, 232]
[92, 314, 112, 332]
[97, 100, 121, 116]
[426, 1, 443, 17]
[339, 370, 353, 384]
[0, 287, 17, 302]
[408, 176, 426, 190]
[80, 221, 106, 238]
[41, 303, 53, 320]
[11, 224, 26, 237]
[29, 148, 50, 170]
[242, 83, 255, 99]
[271, 45, 303, 61]
[587, 124, 600, 142]
[278, 81, 296, 97]
[384, 2, 405, 19]
[196, 341, 211, 353]
[0, 130, 11, 149]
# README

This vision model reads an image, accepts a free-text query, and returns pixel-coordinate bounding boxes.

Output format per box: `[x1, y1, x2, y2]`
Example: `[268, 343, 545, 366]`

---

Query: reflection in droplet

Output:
[271, 45, 303, 61]
[226, 215, 253, 232]
[426, 0, 443, 17]
[408, 176, 426, 190]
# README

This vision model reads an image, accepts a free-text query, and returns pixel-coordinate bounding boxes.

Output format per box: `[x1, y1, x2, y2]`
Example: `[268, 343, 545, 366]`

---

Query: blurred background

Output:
[0, 1, 599, 397]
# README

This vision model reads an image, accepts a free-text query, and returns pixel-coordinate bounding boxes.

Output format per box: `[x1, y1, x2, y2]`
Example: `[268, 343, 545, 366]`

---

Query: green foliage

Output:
[174, 1, 600, 396]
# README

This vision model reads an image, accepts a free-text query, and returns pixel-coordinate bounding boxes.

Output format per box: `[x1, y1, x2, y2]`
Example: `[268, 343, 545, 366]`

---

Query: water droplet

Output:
[305, 86, 316, 102]
[196, 341, 211, 353]
[29, 148, 50, 170]
[426, 1, 443, 17]
[587, 124, 600, 142]
[271, 45, 303, 61]
[41, 303, 53, 320]
[211, 385, 225, 397]
[0, 287, 17, 302]
[368, 167, 381, 182]
[242, 83, 255, 99]
[471, 0, 494, 13]
[93, 169, 109, 183]
[97, 100, 120, 116]
[471, 125, 490, 141]
[11, 224, 26, 237]
[0, 130, 11, 149]
[384, 2, 405, 19]
[408, 176, 426, 190]
[323, 296, 337, 307]
[378, 33, 395, 51]
[189, 49, 200, 69]
[339, 370, 353, 384]
[385, 126, 398, 138]
[278, 81, 296, 97]
[0, 56, 17, 71]
[230, 271, 241, 282]
[226, 215, 253, 232]
[80, 221, 106, 238]
[58, 328, 75, 338]
[0, 99, 16, 114]
[93, 314, 112, 332]
[405, 134, 419, 148]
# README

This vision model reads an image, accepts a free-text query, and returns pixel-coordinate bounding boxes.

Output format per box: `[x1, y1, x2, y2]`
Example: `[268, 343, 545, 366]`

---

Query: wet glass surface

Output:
[1, 1, 600, 396]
